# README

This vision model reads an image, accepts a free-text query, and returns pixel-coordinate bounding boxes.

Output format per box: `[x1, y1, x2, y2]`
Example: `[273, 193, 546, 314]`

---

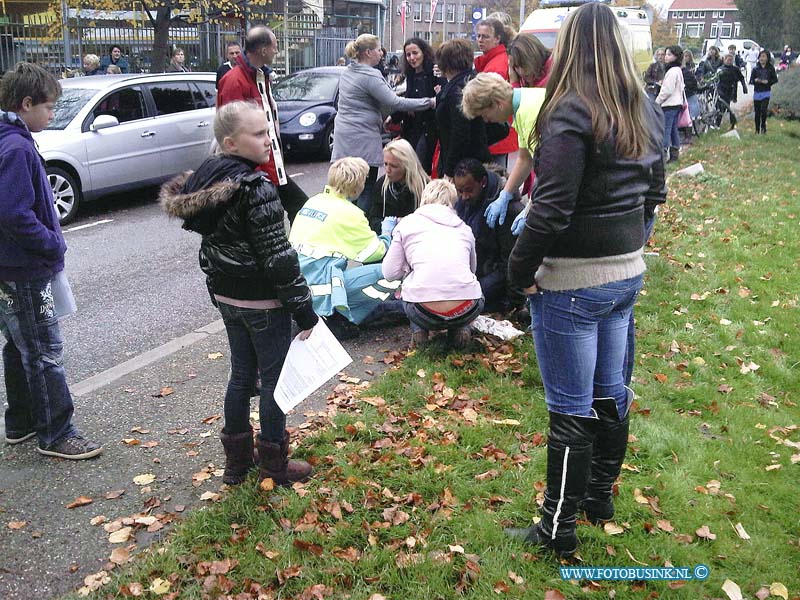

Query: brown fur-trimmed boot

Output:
[256, 432, 313, 486]
[220, 429, 256, 485]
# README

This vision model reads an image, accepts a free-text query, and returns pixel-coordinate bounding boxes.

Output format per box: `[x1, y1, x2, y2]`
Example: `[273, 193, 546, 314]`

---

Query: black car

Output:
[273, 66, 344, 159]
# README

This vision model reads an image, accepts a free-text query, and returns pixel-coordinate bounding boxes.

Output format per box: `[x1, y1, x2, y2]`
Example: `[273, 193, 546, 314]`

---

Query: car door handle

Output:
[197, 121, 210, 128]
[140, 131, 156, 138]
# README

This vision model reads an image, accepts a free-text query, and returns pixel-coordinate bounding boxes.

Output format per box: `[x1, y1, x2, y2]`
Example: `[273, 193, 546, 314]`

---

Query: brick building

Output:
[667, 0, 741, 43]
[384, 0, 479, 53]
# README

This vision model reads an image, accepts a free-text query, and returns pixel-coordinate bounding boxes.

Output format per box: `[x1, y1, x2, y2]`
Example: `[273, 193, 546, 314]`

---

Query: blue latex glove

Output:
[484, 190, 513, 228]
[381, 216, 399, 236]
[511, 208, 528, 236]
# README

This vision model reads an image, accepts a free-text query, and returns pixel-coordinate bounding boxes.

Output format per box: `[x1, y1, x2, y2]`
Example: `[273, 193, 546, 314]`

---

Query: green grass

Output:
[71, 121, 800, 600]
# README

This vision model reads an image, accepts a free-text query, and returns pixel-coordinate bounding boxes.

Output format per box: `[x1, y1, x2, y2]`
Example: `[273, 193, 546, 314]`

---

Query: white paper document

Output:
[51, 270, 77, 319]
[274, 319, 352, 414]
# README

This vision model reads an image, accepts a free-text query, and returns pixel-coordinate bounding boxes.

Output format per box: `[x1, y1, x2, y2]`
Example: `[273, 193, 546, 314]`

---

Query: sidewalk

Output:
[0, 323, 408, 599]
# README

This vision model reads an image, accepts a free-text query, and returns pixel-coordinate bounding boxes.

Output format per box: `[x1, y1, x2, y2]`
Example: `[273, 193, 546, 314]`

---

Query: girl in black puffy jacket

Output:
[160, 101, 318, 489]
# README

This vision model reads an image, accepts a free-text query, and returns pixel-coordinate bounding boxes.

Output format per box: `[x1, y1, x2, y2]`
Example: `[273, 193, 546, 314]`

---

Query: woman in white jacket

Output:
[655, 45, 685, 163]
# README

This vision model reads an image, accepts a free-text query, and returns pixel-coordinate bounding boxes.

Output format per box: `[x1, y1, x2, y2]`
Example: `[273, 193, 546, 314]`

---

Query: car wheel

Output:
[47, 166, 81, 225]
[321, 122, 334, 160]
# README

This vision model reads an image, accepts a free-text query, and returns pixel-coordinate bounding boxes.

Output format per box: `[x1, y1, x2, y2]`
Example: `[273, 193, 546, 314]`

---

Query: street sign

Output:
[471, 7, 485, 40]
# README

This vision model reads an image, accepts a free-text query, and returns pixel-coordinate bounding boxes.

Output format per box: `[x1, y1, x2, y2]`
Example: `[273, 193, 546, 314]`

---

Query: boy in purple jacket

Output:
[0, 63, 102, 459]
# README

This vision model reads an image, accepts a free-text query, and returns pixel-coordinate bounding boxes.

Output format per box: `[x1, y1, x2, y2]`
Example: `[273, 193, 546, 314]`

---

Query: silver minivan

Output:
[33, 72, 217, 224]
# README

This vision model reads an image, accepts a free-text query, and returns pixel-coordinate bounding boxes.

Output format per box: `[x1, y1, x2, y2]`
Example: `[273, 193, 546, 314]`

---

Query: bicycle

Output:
[693, 73, 723, 135]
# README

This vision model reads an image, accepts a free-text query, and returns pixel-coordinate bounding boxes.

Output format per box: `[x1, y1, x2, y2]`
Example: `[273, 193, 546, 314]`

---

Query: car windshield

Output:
[273, 73, 338, 102]
[532, 32, 558, 49]
[47, 88, 98, 130]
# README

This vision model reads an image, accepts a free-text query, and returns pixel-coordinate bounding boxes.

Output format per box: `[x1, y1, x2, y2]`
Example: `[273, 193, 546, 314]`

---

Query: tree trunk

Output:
[152, 5, 172, 72]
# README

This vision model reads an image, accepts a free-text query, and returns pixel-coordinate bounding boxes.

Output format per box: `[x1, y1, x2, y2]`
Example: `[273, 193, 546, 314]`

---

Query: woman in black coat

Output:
[504, 3, 665, 558]
[434, 38, 491, 180]
[749, 50, 778, 134]
[367, 138, 429, 233]
[388, 38, 442, 174]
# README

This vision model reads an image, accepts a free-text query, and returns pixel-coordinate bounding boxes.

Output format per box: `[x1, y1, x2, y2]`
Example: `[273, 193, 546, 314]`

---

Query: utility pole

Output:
[284, 0, 289, 75]
[61, 0, 71, 68]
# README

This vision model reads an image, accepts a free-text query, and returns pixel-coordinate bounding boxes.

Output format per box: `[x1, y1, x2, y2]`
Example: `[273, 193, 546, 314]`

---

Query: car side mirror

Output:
[90, 114, 120, 131]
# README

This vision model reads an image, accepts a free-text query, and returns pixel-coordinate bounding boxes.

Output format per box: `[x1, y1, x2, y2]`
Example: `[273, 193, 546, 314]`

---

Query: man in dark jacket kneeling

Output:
[453, 159, 525, 315]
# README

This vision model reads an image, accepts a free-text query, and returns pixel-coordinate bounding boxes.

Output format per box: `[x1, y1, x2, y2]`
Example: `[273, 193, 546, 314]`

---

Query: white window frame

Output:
[458, 3, 466, 23]
[721, 23, 732, 37]
[734, 22, 741, 37]
[424, 3, 432, 22]
[413, 2, 422, 22]
[435, 2, 444, 22]
[685, 23, 703, 38]
[674, 24, 683, 38]
[447, 3, 455, 23]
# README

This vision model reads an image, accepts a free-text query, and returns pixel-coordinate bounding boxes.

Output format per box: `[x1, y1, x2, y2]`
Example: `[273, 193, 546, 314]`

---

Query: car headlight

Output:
[298, 112, 317, 127]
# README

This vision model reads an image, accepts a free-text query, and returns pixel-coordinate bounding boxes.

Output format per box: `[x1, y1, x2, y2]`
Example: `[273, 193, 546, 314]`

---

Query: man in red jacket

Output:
[218, 26, 307, 222]
[474, 18, 519, 170]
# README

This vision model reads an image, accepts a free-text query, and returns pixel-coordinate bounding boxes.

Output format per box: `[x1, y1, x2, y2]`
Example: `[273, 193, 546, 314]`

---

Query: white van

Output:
[701, 38, 760, 58]
[520, 0, 652, 71]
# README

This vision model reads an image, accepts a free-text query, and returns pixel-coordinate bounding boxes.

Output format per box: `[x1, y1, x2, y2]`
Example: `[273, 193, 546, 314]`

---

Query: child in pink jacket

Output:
[382, 180, 483, 348]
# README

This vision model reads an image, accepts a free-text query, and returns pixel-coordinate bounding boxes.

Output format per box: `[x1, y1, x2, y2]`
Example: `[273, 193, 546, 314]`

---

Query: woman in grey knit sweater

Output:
[331, 34, 434, 214]
[504, 3, 666, 558]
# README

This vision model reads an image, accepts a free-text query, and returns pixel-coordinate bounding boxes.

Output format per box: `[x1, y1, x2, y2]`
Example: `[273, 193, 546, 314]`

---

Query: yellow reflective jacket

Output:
[289, 186, 388, 264]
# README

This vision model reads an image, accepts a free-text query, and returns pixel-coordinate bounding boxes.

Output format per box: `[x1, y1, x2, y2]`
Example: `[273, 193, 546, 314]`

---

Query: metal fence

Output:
[0, 7, 354, 76]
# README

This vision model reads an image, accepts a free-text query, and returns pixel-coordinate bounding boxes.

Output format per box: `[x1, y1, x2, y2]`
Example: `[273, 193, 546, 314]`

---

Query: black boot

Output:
[220, 428, 256, 485]
[257, 431, 313, 486]
[505, 411, 596, 557]
[580, 388, 634, 523]
[668, 146, 680, 163]
[325, 312, 360, 341]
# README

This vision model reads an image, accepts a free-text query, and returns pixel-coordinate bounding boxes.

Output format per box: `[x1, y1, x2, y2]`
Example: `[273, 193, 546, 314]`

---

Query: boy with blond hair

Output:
[0, 62, 102, 459]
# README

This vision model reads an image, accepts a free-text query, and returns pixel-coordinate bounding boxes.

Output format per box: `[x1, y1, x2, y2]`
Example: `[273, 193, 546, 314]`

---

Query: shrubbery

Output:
[771, 65, 800, 119]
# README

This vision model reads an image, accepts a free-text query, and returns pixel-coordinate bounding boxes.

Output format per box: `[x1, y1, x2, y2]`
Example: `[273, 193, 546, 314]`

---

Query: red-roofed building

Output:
[667, 0, 741, 43]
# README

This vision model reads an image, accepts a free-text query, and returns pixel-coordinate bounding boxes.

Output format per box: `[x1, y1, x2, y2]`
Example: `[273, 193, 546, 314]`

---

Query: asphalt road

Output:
[4, 157, 330, 387]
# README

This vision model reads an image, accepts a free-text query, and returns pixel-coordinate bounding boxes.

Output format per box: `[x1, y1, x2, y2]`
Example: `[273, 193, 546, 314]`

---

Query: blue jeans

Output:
[1, 278, 77, 447]
[687, 94, 701, 119]
[218, 303, 291, 443]
[404, 298, 484, 332]
[624, 214, 656, 385]
[529, 275, 643, 418]
[662, 106, 681, 149]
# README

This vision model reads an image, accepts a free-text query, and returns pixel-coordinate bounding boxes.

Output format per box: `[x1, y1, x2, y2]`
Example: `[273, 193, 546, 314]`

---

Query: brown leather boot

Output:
[220, 429, 256, 485]
[256, 432, 313, 486]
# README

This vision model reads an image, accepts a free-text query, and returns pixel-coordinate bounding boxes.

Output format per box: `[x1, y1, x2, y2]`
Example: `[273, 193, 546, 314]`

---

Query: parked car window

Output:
[192, 81, 217, 108]
[148, 82, 197, 115]
[91, 86, 147, 124]
[273, 73, 339, 102]
[48, 88, 100, 130]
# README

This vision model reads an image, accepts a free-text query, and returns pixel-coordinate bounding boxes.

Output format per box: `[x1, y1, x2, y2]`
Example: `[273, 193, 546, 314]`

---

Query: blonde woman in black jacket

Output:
[504, 3, 666, 557]
[161, 101, 317, 489]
